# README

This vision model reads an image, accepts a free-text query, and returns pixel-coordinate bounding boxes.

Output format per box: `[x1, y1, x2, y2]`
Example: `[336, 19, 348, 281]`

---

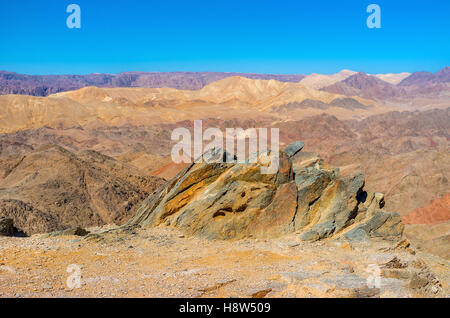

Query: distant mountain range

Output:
[0, 71, 306, 96]
[0, 67, 448, 98]
[319, 68, 449, 101]
[399, 67, 450, 86]
[0, 76, 380, 134]
[320, 71, 407, 100]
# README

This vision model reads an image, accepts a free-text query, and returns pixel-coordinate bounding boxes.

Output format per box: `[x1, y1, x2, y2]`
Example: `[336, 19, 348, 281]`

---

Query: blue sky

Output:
[0, 0, 448, 75]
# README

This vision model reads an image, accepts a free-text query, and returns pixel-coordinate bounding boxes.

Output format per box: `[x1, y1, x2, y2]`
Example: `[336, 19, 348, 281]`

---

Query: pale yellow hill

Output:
[374, 72, 411, 85]
[0, 77, 388, 133]
[299, 70, 357, 89]
[52, 77, 376, 109]
[188, 76, 376, 109]
[0, 94, 92, 132]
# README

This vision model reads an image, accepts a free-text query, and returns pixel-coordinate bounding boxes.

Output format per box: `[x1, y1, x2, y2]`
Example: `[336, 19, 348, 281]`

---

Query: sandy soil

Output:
[0, 226, 448, 298]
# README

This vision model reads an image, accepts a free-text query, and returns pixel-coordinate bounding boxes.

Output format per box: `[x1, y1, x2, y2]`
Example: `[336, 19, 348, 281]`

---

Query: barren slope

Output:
[0, 145, 165, 235]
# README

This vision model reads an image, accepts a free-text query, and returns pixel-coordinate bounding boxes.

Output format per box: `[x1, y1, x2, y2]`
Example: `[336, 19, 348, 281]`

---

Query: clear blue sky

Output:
[0, 0, 448, 75]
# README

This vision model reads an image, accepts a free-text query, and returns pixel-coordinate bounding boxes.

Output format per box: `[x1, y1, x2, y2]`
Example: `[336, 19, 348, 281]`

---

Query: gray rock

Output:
[284, 141, 304, 158]
[343, 211, 403, 241]
[364, 212, 404, 237]
[344, 227, 370, 242]
[300, 230, 320, 241]
[294, 168, 333, 229]
[312, 220, 336, 239]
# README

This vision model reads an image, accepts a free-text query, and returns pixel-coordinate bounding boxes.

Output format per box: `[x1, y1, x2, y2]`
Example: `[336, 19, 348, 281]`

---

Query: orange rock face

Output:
[402, 194, 450, 225]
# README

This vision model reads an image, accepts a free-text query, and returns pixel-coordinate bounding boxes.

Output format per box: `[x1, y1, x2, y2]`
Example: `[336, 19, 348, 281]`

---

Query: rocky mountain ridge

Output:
[0, 145, 165, 235]
[0, 71, 306, 96]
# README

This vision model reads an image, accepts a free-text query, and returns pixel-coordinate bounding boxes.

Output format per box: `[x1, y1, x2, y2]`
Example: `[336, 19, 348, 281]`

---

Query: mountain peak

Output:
[338, 69, 356, 75]
[400, 66, 449, 86]
[343, 72, 382, 86]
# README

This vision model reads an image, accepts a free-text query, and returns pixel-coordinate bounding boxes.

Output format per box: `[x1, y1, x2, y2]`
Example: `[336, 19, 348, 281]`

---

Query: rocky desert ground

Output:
[0, 226, 447, 298]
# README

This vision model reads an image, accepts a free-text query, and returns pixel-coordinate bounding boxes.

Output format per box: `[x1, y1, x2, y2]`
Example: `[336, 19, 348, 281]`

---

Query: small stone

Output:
[431, 285, 439, 294]
[396, 239, 411, 249]
[251, 288, 272, 298]
[340, 242, 352, 251]
[300, 230, 319, 242]
[382, 269, 411, 280]
[381, 257, 408, 269]
[408, 273, 429, 289]
[344, 227, 370, 242]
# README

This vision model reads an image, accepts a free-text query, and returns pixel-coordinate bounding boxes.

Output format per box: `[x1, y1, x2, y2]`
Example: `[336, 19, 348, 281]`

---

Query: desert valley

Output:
[0, 68, 449, 298]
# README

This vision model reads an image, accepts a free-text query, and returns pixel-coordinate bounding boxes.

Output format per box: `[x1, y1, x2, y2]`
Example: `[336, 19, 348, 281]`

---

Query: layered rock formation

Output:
[123, 143, 403, 241]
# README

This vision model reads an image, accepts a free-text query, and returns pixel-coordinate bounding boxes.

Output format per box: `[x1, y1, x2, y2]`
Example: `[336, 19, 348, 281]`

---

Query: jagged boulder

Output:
[124, 142, 404, 240]
[284, 141, 304, 158]
[343, 211, 405, 241]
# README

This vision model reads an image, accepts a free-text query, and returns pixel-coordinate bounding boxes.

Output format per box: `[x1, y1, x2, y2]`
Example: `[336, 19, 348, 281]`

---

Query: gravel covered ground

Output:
[0, 226, 448, 298]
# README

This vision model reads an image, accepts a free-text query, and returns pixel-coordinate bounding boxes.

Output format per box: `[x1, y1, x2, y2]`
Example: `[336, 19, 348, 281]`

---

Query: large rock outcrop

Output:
[124, 142, 404, 241]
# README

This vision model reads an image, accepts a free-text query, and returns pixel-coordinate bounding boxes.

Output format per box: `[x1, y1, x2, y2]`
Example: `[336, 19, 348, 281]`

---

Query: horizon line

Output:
[1, 66, 448, 77]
